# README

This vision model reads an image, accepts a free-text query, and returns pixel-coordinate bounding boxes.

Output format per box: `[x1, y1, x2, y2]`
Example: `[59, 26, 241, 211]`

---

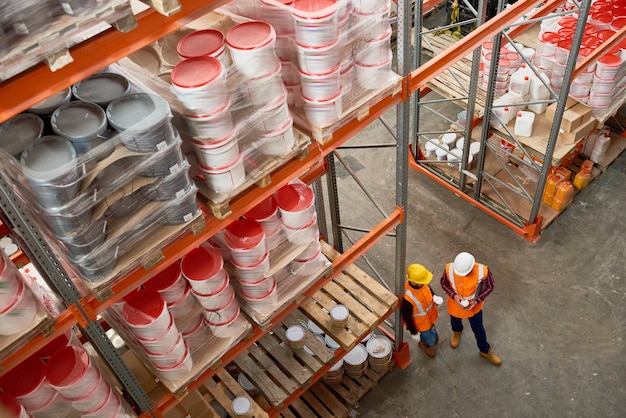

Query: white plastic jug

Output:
[509, 69, 531, 98]
[514, 111, 535, 137]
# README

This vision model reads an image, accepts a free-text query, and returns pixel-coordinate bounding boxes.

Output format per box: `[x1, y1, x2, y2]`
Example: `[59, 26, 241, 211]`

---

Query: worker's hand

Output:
[433, 295, 444, 306]
[466, 300, 478, 310]
[411, 333, 421, 342]
[453, 294, 464, 306]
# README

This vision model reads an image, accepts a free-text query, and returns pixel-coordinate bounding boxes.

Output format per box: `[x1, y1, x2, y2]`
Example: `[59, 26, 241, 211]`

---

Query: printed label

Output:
[175, 189, 185, 199]
[183, 213, 193, 222]
[156, 141, 167, 151]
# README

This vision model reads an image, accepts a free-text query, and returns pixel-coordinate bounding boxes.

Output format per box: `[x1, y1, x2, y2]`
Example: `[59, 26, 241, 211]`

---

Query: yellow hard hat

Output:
[407, 264, 433, 285]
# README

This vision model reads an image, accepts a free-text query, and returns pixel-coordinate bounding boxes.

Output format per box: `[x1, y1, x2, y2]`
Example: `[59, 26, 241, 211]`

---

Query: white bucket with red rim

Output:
[226, 21, 278, 78]
[192, 128, 240, 168]
[241, 279, 278, 309]
[300, 64, 341, 101]
[0, 278, 36, 336]
[570, 83, 591, 97]
[0, 356, 55, 411]
[275, 35, 296, 61]
[177, 29, 231, 67]
[276, 182, 316, 229]
[355, 49, 392, 89]
[0, 256, 21, 309]
[203, 292, 240, 324]
[204, 304, 242, 338]
[353, 0, 389, 14]
[295, 236, 321, 261]
[535, 32, 559, 57]
[284, 213, 319, 245]
[353, 2, 391, 41]
[153, 345, 193, 382]
[34, 331, 72, 361]
[183, 100, 234, 140]
[354, 26, 392, 66]
[292, 0, 339, 48]
[192, 278, 234, 311]
[0, 394, 29, 418]
[589, 91, 612, 107]
[238, 276, 276, 298]
[82, 384, 121, 418]
[137, 313, 180, 354]
[233, 252, 270, 282]
[340, 64, 354, 94]
[46, 346, 100, 401]
[199, 153, 246, 194]
[244, 195, 281, 229]
[302, 88, 342, 126]
[144, 261, 186, 305]
[291, 246, 325, 276]
[224, 218, 268, 265]
[71, 369, 110, 412]
[247, 62, 286, 107]
[182, 315, 210, 348]
[280, 59, 300, 85]
[260, 117, 296, 156]
[296, 39, 339, 75]
[259, 0, 296, 35]
[146, 334, 188, 368]
[122, 289, 172, 339]
[168, 284, 198, 320]
[171, 57, 229, 114]
[592, 76, 617, 94]
[260, 92, 291, 132]
[595, 54, 623, 80]
[181, 246, 227, 295]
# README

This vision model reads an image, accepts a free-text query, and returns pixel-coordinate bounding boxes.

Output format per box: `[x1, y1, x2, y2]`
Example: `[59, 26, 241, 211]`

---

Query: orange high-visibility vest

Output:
[403, 281, 438, 332]
[445, 262, 487, 318]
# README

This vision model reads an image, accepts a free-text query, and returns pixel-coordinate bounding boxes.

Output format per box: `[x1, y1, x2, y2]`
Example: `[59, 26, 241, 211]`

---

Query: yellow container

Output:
[551, 181, 576, 211]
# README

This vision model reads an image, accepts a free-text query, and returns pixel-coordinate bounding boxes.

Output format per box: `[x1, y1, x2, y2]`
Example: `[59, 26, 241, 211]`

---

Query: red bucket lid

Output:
[45, 346, 89, 387]
[245, 196, 278, 221]
[581, 36, 600, 49]
[557, 39, 572, 51]
[591, 12, 612, 25]
[181, 246, 223, 282]
[599, 54, 623, 67]
[584, 24, 598, 35]
[541, 32, 560, 44]
[611, 17, 626, 31]
[292, 0, 338, 19]
[577, 47, 592, 58]
[224, 219, 265, 250]
[0, 395, 23, 415]
[276, 183, 314, 212]
[558, 16, 578, 28]
[34, 332, 71, 360]
[122, 289, 165, 325]
[498, 58, 510, 67]
[171, 57, 223, 88]
[177, 29, 225, 59]
[226, 21, 274, 50]
[482, 41, 493, 51]
[144, 262, 182, 292]
[557, 28, 574, 40]
[597, 29, 616, 41]
[0, 356, 45, 396]
[506, 52, 519, 61]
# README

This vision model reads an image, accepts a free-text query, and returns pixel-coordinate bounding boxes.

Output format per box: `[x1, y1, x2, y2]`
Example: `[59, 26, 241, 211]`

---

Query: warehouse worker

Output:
[402, 264, 443, 357]
[440, 252, 502, 366]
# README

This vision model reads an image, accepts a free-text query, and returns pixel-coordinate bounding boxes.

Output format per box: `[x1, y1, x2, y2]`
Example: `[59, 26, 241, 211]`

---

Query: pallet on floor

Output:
[233, 314, 335, 409]
[292, 76, 403, 145]
[299, 243, 399, 351]
[277, 381, 350, 418]
[592, 131, 626, 172]
[195, 130, 311, 219]
[322, 367, 390, 409]
[199, 369, 269, 418]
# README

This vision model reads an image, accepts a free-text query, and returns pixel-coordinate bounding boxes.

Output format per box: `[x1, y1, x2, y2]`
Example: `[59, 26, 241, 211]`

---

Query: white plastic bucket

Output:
[259, 0, 295, 35]
[354, 26, 392, 65]
[233, 252, 271, 283]
[137, 313, 180, 354]
[435, 143, 449, 161]
[153, 346, 193, 382]
[292, 0, 339, 48]
[302, 89, 343, 126]
[344, 344, 369, 378]
[424, 140, 438, 157]
[276, 182, 316, 228]
[192, 278, 235, 311]
[241, 279, 278, 309]
[0, 357, 56, 411]
[296, 39, 339, 74]
[592, 77, 616, 94]
[295, 238, 321, 261]
[182, 315, 211, 349]
[203, 289, 240, 324]
[284, 213, 319, 245]
[260, 117, 296, 156]
[183, 100, 234, 140]
[238, 276, 276, 298]
[330, 304, 349, 328]
[291, 247, 325, 276]
[247, 62, 286, 107]
[300, 64, 341, 101]
[46, 346, 100, 401]
[0, 278, 36, 336]
[286, 325, 306, 350]
[146, 335, 188, 368]
[366, 335, 393, 372]
[181, 246, 227, 295]
[226, 21, 278, 78]
[204, 305, 242, 338]
[441, 132, 456, 150]
[122, 290, 172, 339]
[260, 92, 291, 132]
[171, 57, 229, 114]
[192, 129, 240, 169]
[589, 91, 612, 107]
[168, 284, 198, 320]
[595, 55, 623, 80]
[224, 218, 268, 265]
[71, 372, 110, 412]
[355, 49, 392, 89]
[143, 262, 187, 305]
[353, 3, 391, 41]
[80, 383, 120, 417]
[177, 29, 231, 67]
[200, 153, 246, 194]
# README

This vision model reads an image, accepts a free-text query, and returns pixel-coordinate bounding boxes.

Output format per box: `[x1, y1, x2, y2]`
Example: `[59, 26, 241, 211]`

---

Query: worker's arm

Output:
[440, 270, 456, 298]
[474, 270, 495, 303]
[401, 298, 418, 335]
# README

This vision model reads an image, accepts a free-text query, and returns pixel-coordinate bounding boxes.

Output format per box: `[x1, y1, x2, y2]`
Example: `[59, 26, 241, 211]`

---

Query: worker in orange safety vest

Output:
[401, 264, 443, 357]
[440, 252, 502, 366]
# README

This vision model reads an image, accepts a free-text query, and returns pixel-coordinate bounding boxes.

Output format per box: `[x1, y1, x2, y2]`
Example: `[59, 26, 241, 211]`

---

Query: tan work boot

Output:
[419, 341, 436, 357]
[450, 331, 462, 348]
[480, 348, 502, 366]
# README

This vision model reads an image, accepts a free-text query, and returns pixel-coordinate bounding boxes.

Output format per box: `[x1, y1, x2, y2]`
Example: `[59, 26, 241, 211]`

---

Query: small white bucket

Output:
[284, 213, 319, 246]
[300, 64, 341, 101]
[177, 29, 231, 68]
[286, 325, 306, 350]
[441, 132, 457, 149]
[146, 335, 188, 368]
[424, 140, 438, 157]
[233, 252, 271, 283]
[246, 62, 286, 107]
[354, 27, 392, 66]
[183, 100, 234, 140]
[168, 284, 198, 320]
[589, 91, 612, 107]
[592, 77, 617, 94]
[330, 304, 349, 328]
[241, 280, 278, 309]
[192, 129, 240, 169]
[205, 305, 242, 338]
[276, 182, 316, 229]
[353, 3, 391, 41]
[200, 153, 246, 194]
[595, 54, 623, 80]
[295, 238, 321, 261]
[302, 89, 343, 127]
[137, 313, 180, 354]
[291, 248, 325, 276]
[171, 57, 229, 114]
[181, 246, 227, 295]
[260, 92, 291, 132]
[226, 21, 278, 79]
[260, 117, 296, 156]
[435, 144, 449, 161]
[224, 218, 268, 266]
[296, 39, 339, 75]
[355, 50, 392, 89]
[192, 278, 235, 311]
[153, 346, 193, 382]
[292, 0, 339, 48]
[238, 275, 276, 298]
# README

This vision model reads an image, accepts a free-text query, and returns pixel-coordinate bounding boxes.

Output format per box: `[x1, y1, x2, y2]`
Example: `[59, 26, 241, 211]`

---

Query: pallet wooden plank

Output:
[257, 333, 312, 386]
[333, 273, 389, 317]
[281, 317, 334, 364]
[321, 280, 379, 325]
[290, 398, 317, 418]
[310, 382, 349, 418]
[301, 391, 333, 418]
[271, 325, 327, 371]
[279, 408, 299, 418]
[247, 344, 301, 395]
[234, 354, 289, 406]
[301, 294, 367, 348]
[324, 378, 360, 407]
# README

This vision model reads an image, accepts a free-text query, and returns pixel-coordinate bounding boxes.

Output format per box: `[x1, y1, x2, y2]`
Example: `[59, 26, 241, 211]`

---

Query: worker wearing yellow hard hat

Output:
[401, 264, 443, 357]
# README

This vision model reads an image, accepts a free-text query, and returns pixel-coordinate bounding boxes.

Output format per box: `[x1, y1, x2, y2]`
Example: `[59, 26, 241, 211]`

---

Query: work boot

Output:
[480, 348, 502, 366]
[419, 341, 436, 357]
[450, 331, 462, 348]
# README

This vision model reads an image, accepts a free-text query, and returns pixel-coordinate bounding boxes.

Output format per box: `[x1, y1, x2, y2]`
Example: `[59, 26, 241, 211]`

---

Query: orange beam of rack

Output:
[0, 0, 231, 123]
[408, 149, 542, 241]
[0, 310, 76, 376]
[407, 0, 545, 94]
[148, 208, 403, 416]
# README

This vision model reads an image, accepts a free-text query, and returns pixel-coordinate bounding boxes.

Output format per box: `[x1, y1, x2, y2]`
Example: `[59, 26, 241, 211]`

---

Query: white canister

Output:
[260, 92, 291, 133]
[424, 140, 438, 157]
[177, 29, 230, 68]
[232, 252, 271, 283]
[226, 21, 279, 79]
[441, 132, 457, 150]
[171, 57, 229, 114]
[354, 26, 392, 66]
[246, 62, 286, 107]
[292, 0, 339, 48]
[275, 182, 316, 229]
[183, 100, 234, 140]
[191, 129, 240, 169]
[299, 64, 341, 101]
[284, 213, 319, 246]
[200, 154, 246, 194]
[435, 143, 450, 161]
[353, 2, 391, 41]
[260, 117, 296, 156]
[296, 39, 340, 75]
[355, 49, 393, 90]
[302, 89, 343, 127]
[595, 54, 623, 80]
[224, 218, 268, 265]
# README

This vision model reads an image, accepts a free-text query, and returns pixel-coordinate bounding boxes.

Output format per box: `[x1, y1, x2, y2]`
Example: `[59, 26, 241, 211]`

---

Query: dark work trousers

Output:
[450, 310, 490, 353]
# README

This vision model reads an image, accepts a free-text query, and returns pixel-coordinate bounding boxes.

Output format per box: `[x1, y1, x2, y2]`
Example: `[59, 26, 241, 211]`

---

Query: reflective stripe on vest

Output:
[404, 289, 434, 317]
[447, 263, 485, 302]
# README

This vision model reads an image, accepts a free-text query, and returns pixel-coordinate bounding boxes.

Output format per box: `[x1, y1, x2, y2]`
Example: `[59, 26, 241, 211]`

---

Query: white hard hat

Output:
[453, 252, 475, 276]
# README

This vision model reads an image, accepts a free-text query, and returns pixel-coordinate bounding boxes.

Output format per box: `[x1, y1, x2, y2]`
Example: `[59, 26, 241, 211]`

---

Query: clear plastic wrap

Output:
[0, 0, 132, 81]
[0, 70, 201, 293]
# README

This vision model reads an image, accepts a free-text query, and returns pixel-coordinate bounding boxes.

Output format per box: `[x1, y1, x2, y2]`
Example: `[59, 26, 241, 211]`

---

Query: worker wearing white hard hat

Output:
[440, 252, 502, 366]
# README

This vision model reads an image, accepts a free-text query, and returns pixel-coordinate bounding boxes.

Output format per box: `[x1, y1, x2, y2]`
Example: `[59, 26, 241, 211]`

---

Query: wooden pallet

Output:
[292, 75, 403, 145]
[323, 367, 389, 409]
[593, 131, 626, 172]
[0, 0, 134, 82]
[195, 130, 311, 219]
[200, 369, 269, 418]
[299, 243, 398, 352]
[278, 381, 349, 418]
[234, 315, 335, 408]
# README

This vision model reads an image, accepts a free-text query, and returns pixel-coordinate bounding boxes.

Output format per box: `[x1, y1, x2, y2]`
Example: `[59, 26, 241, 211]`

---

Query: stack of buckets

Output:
[0, 250, 37, 337]
[479, 41, 524, 97]
[180, 246, 242, 339]
[121, 289, 193, 382]
[0, 343, 127, 417]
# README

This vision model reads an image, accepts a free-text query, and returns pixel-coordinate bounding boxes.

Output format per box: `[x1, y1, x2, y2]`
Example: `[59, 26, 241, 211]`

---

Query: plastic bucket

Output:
[177, 29, 231, 68]
[81, 383, 121, 418]
[46, 346, 100, 400]
[192, 277, 234, 311]
[259, 92, 291, 133]
[192, 129, 240, 169]
[295, 237, 322, 261]
[171, 57, 229, 114]
[307, 320, 324, 335]
[260, 0, 295, 35]
[330, 304, 349, 328]
[296, 39, 339, 75]
[146, 334, 188, 368]
[181, 246, 227, 295]
[226, 21, 278, 78]
[323, 359, 343, 384]
[595, 55, 623, 80]
[246, 62, 286, 107]
[238, 275, 276, 298]
[233, 252, 270, 283]
[33, 331, 72, 361]
[353, 3, 391, 41]
[122, 289, 172, 339]
[0, 256, 21, 310]
[292, 0, 339, 48]
[343, 344, 369, 378]
[28, 87, 72, 116]
[241, 280, 278, 310]
[354, 26, 392, 66]
[244, 195, 281, 230]
[182, 314, 211, 349]
[200, 154, 246, 194]
[284, 213, 319, 246]
[72, 72, 131, 108]
[153, 345, 193, 383]
[137, 313, 180, 354]
[300, 64, 341, 101]
[286, 325, 306, 350]
[168, 284, 198, 320]
[592, 77, 617, 94]
[260, 117, 296, 156]
[0, 279, 37, 336]
[144, 261, 186, 305]
[366, 335, 393, 372]
[355, 49, 392, 89]
[71, 369, 111, 412]
[204, 303, 242, 338]
[224, 218, 268, 265]
[0, 394, 29, 418]
[276, 182, 316, 229]
[291, 246, 325, 276]
[51, 100, 109, 156]
[0, 356, 56, 411]
[302, 89, 342, 127]
[0, 113, 44, 158]
[183, 100, 234, 140]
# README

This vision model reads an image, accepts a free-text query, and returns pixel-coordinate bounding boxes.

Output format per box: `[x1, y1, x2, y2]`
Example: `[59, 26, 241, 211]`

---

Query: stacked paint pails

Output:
[343, 344, 369, 378]
[0, 395, 29, 418]
[276, 182, 319, 246]
[323, 359, 344, 384]
[181, 246, 241, 339]
[290, 239, 325, 276]
[353, 0, 393, 90]
[0, 357, 60, 415]
[122, 289, 193, 381]
[0, 252, 37, 336]
[177, 29, 232, 68]
[366, 335, 394, 372]
[243, 195, 283, 251]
